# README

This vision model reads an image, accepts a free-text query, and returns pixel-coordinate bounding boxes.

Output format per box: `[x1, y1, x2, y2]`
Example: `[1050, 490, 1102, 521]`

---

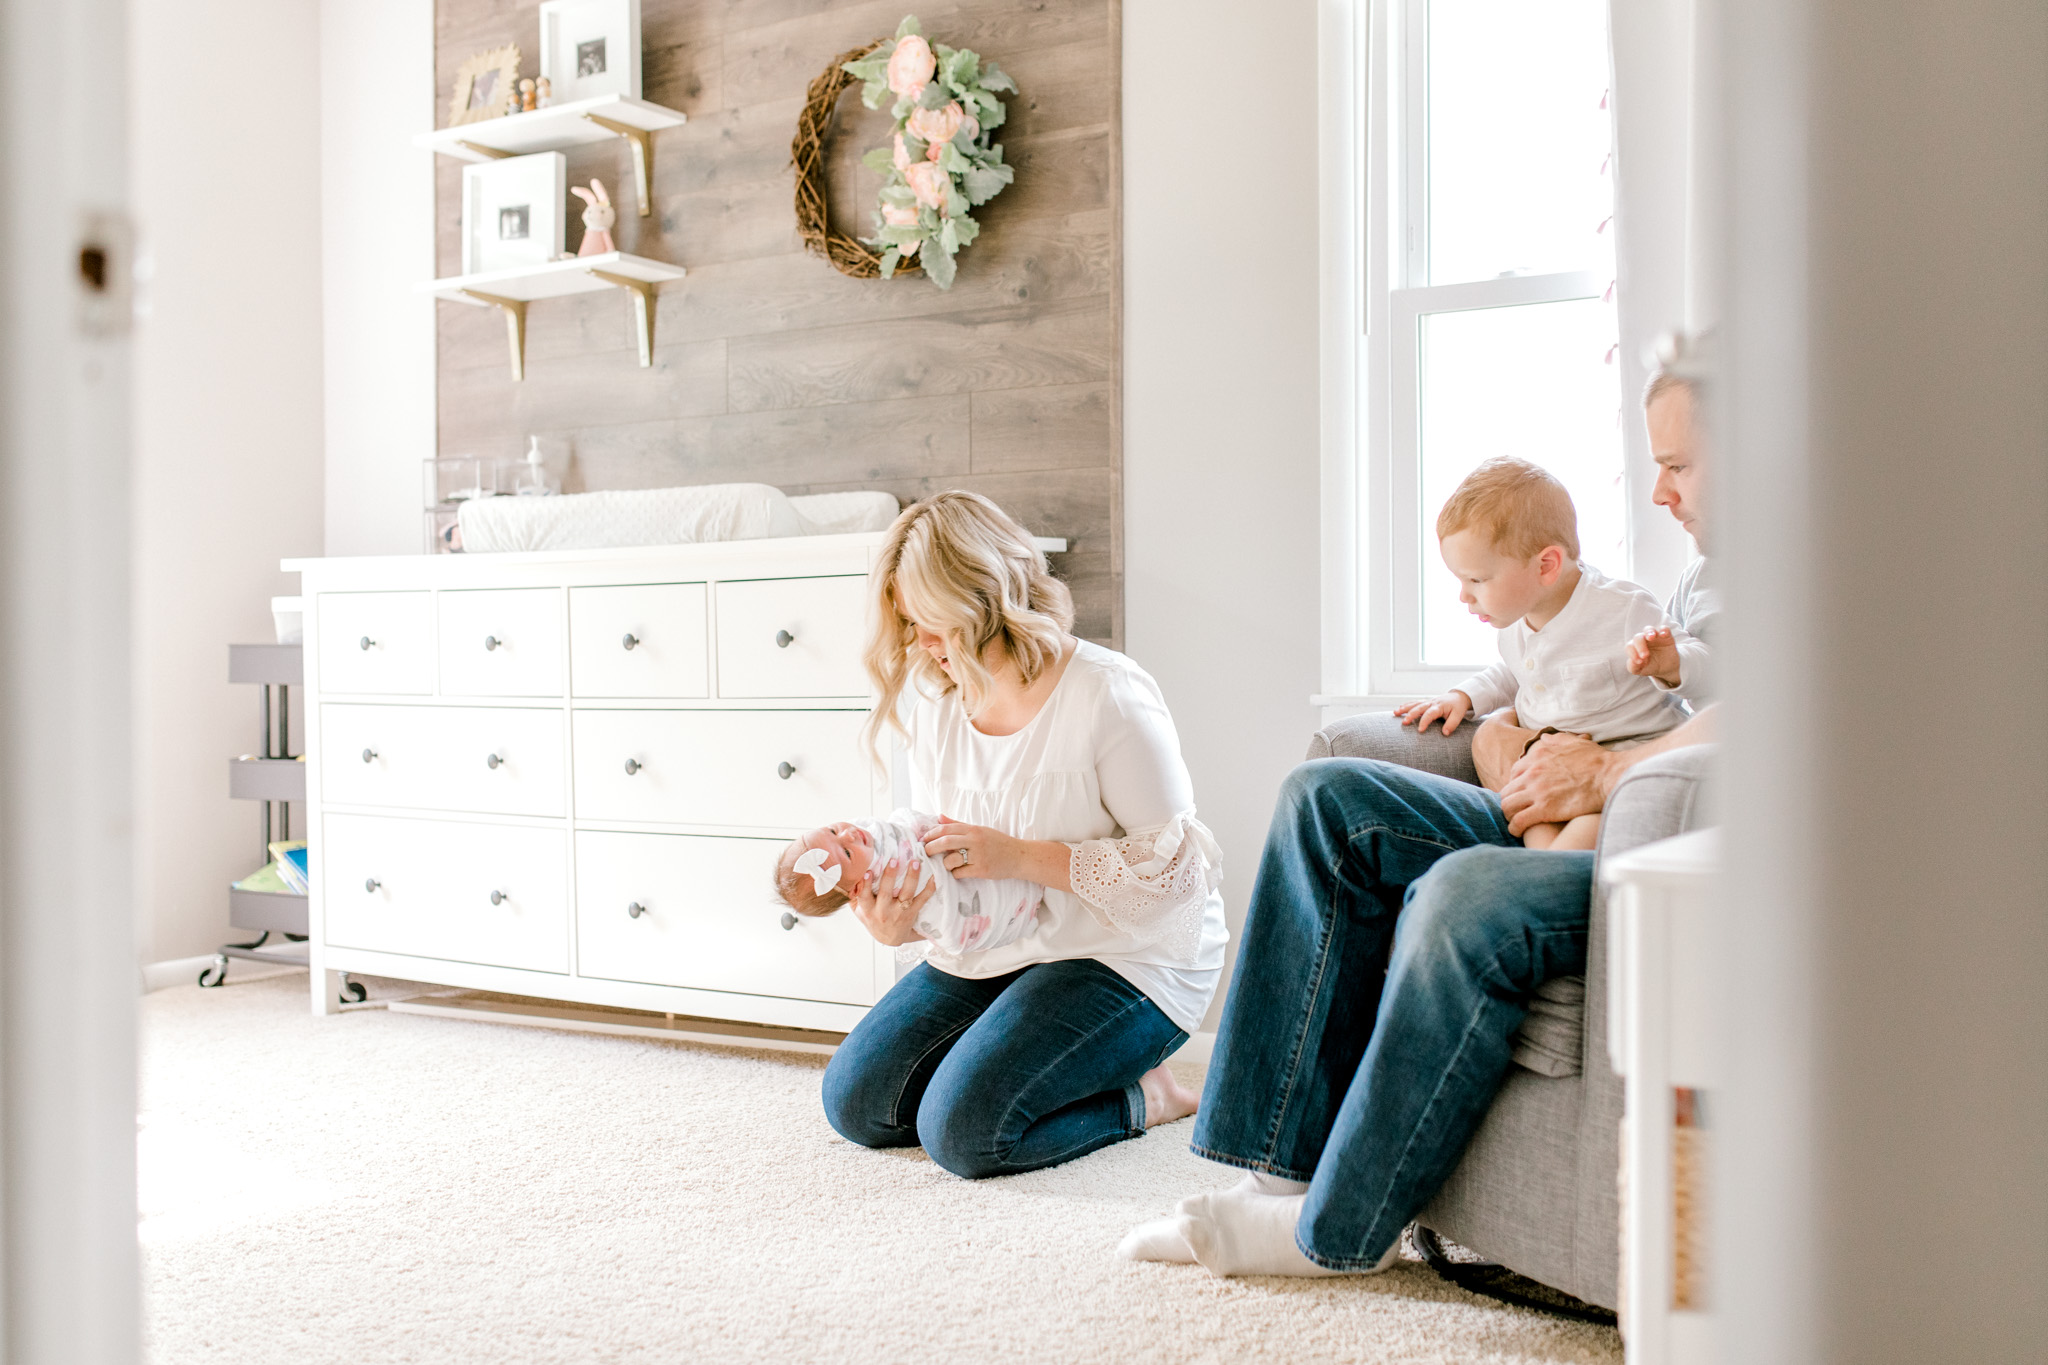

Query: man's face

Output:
[1440, 529, 1557, 630]
[1647, 385, 1709, 552]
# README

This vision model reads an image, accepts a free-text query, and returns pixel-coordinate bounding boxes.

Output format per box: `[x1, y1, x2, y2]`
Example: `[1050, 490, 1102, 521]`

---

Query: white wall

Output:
[130, 0, 326, 966]
[320, 0, 437, 557]
[1715, 0, 2048, 1358]
[1124, 0, 1324, 1025]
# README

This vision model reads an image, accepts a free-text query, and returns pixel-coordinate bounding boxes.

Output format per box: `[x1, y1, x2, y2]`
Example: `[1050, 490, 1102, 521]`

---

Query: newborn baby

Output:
[774, 810, 1044, 955]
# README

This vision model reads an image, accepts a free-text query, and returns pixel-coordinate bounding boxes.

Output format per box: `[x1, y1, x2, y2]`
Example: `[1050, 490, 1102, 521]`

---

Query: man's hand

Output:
[1626, 626, 1683, 688]
[1394, 690, 1473, 736]
[1498, 731, 1625, 836]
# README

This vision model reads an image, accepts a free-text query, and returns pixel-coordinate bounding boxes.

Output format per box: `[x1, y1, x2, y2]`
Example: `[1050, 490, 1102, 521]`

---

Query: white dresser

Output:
[288, 533, 920, 1031]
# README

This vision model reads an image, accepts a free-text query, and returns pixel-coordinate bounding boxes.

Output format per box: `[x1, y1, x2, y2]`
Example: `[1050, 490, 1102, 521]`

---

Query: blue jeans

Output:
[1192, 758, 1594, 1269]
[823, 958, 1188, 1179]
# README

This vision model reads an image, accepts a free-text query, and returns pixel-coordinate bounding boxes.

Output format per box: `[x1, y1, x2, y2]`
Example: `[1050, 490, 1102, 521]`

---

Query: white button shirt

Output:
[1456, 563, 1692, 744]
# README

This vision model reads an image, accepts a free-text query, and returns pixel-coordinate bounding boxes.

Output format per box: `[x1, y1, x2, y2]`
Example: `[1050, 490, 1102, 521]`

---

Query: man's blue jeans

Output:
[1191, 758, 1594, 1269]
[823, 958, 1187, 1179]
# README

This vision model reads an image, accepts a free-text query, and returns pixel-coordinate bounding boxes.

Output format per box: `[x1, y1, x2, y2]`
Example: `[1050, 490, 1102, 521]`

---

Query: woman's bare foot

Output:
[1139, 1064, 1199, 1127]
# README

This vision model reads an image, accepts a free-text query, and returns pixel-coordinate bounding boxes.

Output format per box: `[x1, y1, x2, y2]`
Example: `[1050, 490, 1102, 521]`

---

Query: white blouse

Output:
[903, 641, 1228, 1033]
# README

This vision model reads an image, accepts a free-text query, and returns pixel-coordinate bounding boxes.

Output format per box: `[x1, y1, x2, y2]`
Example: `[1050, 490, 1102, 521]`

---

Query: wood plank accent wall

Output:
[433, 0, 1123, 643]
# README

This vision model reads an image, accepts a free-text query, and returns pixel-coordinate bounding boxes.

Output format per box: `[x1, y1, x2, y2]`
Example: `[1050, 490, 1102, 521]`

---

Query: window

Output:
[1325, 0, 1630, 698]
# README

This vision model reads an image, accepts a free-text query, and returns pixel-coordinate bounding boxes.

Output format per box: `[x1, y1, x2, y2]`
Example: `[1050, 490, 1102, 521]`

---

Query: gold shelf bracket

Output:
[588, 270, 659, 366]
[458, 288, 529, 381]
[456, 140, 516, 161]
[583, 113, 654, 216]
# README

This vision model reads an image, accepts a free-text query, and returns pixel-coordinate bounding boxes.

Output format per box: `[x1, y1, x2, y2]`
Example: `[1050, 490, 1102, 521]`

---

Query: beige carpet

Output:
[140, 972, 1622, 1364]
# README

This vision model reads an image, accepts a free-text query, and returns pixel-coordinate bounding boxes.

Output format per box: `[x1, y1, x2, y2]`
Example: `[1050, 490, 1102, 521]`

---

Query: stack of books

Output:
[233, 840, 308, 896]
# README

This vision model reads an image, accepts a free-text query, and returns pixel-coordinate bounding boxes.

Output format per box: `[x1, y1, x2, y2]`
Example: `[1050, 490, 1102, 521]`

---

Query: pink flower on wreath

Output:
[892, 132, 915, 173]
[882, 202, 920, 229]
[886, 35, 936, 99]
[907, 101, 965, 154]
[904, 159, 949, 210]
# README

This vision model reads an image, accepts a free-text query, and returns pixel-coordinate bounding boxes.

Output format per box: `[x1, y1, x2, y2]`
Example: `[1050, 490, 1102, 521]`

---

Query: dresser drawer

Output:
[324, 813, 568, 973]
[439, 588, 565, 697]
[574, 831, 875, 1004]
[321, 704, 565, 817]
[569, 583, 709, 699]
[715, 576, 869, 699]
[318, 592, 433, 695]
[571, 709, 873, 829]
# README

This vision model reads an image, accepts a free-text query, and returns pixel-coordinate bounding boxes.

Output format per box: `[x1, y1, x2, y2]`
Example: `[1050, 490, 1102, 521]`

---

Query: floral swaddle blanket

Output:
[860, 809, 1044, 955]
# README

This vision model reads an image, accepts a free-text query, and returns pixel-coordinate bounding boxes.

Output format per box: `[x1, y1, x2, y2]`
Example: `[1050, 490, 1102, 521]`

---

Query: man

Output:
[1122, 357, 1718, 1277]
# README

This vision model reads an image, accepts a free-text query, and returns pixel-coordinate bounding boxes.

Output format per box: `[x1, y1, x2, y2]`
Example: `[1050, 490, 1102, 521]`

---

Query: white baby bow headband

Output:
[792, 847, 843, 895]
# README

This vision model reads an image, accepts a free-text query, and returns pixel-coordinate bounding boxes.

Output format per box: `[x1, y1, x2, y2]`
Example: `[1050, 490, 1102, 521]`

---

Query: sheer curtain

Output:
[1607, 0, 1708, 595]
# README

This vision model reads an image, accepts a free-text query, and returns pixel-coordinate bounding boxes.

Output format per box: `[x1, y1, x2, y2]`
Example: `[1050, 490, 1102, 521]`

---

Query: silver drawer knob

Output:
[777, 761, 796, 780]
[364, 878, 381, 893]
[627, 902, 648, 919]
[359, 636, 375, 651]
[484, 635, 501, 651]
[775, 629, 794, 648]
[490, 890, 507, 906]
[486, 752, 503, 769]
[624, 758, 642, 775]
[621, 633, 640, 651]
[361, 748, 378, 763]
[779, 911, 798, 930]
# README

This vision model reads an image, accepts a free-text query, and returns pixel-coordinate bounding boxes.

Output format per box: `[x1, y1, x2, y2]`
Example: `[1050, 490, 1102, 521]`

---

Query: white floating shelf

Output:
[420, 252, 687, 380]
[415, 94, 686, 161]
[423, 251, 685, 304]
[416, 95, 687, 217]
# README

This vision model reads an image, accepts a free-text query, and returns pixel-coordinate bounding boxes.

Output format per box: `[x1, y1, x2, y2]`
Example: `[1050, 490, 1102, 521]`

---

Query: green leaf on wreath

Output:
[952, 213, 981, 246]
[896, 14, 922, 39]
[938, 218, 958, 254]
[917, 82, 950, 110]
[942, 48, 979, 88]
[924, 244, 957, 289]
[980, 63, 1016, 94]
[861, 146, 896, 173]
[879, 247, 902, 278]
[961, 163, 1013, 205]
[939, 143, 970, 175]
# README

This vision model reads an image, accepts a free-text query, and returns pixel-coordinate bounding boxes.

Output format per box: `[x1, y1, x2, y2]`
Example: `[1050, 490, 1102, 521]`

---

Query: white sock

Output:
[1116, 1216, 1196, 1263]
[1175, 1192, 1403, 1279]
[1119, 1173, 1309, 1266]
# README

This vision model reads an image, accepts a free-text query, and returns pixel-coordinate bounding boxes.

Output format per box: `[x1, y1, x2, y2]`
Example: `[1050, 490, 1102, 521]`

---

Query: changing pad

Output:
[455, 484, 899, 553]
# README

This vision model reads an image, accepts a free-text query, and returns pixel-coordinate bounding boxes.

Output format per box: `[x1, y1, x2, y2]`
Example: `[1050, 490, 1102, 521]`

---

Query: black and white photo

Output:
[540, 0, 640, 103]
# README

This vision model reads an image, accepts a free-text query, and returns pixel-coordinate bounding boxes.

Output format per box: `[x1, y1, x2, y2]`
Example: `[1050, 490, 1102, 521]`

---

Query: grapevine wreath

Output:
[791, 15, 1017, 289]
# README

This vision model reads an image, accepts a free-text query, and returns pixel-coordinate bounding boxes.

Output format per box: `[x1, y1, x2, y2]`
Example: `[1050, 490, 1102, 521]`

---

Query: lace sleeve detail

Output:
[1067, 811, 1221, 964]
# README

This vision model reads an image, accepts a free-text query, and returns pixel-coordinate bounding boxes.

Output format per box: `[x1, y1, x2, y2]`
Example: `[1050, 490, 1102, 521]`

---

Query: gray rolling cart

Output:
[201, 644, 363, 1002]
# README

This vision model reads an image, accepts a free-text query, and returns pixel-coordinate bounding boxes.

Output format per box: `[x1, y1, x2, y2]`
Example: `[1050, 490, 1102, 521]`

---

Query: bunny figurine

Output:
[570, 180, 616, 257]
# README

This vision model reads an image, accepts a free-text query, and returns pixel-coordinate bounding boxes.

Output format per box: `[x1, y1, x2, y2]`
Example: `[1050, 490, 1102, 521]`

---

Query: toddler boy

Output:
[1395, 457, 1705, 850]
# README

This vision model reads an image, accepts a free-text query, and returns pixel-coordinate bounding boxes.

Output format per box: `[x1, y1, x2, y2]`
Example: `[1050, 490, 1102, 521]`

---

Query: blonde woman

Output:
[820, 491, 1226, 1178]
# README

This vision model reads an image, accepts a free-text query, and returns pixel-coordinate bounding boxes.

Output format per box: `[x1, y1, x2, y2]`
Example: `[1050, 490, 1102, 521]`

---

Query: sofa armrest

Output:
[1307, 711, 1481, 786]
[1594, 743, 1717, 867]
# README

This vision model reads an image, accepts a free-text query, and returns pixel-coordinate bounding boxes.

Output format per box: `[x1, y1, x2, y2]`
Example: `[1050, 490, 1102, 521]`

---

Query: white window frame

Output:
[1317, 0, 1639, 711]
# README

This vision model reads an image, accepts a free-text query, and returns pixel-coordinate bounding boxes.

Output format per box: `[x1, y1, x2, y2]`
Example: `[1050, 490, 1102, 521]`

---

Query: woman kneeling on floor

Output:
[820, 491, 1226, 1177]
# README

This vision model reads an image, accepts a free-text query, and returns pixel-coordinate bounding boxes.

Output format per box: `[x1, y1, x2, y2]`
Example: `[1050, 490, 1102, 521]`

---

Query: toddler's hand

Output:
[1394, 690, 1473, 736]
[1626, 626, 1683, 688]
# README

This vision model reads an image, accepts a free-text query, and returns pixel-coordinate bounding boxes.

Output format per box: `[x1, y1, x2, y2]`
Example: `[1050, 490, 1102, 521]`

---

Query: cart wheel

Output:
[197, 956, 228, 988]
[339, 977, 367, 1004]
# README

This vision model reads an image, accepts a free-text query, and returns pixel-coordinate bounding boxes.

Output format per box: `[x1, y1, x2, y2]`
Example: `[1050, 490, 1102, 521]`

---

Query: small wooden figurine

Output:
[535, 77, 553, 108]
[519, 77, 537, 112]
[571, 180, 617, 256]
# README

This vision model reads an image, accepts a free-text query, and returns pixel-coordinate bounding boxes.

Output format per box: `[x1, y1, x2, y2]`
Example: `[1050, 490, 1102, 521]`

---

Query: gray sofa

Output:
[1303, 712, 1715, 1311]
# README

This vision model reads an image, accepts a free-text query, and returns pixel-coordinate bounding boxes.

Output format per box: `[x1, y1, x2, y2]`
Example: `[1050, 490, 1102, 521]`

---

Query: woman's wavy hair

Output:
[862, 491, 1074, 764]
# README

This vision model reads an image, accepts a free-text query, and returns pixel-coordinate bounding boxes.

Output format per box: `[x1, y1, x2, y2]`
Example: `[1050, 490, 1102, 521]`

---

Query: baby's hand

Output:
[1627, 626, 1683, 687]
[1394, 690, 1473, 736]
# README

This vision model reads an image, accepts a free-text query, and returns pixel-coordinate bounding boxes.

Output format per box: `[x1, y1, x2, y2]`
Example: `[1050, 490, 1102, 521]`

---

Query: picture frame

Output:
[538, 0, 641, 103]
[462, 152, 568, 274]
[448, 44, 523, 127]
